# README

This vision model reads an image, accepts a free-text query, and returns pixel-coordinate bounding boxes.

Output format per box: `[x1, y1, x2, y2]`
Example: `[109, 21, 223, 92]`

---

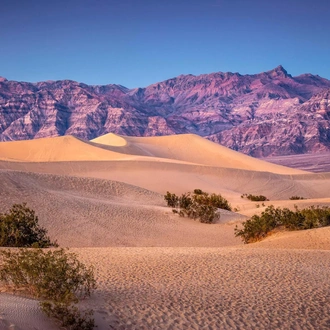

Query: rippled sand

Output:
[77, 246, 330, 330]
[1, 133, 330, 329]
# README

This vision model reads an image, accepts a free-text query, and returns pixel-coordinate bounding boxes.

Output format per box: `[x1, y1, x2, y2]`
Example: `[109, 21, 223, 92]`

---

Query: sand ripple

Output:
[76, 247, 330, 329]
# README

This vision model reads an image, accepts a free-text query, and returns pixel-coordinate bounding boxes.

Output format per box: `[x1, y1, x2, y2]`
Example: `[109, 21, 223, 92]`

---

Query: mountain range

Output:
[1, 65, 330, 157]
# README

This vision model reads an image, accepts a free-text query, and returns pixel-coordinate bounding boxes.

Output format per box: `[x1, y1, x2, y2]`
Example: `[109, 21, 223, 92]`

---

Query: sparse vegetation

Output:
[164, 192, 179, 208]
[0, 248, 96, 330]
[165, 189, 231, 224]
[289, 196, 305, 200]
[0, 204, 96, 329]
[241, 193, 269, 202]
[0, 203, 57, 247]
[235, 205, 330, 244]
[41, 302, 95, 330]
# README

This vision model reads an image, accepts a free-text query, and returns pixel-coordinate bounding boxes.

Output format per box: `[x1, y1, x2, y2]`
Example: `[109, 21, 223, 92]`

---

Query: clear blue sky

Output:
[1, 0, 329, 88]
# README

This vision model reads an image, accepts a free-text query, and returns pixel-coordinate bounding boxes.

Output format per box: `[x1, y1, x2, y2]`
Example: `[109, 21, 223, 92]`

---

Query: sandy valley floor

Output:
[1, 133, 330, 329]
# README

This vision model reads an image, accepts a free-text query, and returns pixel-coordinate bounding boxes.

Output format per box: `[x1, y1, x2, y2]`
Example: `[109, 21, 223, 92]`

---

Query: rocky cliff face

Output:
[1, 66, 330, 156]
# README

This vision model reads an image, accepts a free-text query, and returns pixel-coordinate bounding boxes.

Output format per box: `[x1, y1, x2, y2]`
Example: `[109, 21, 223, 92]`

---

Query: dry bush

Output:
[235, 205, 330, 243]
[165, 189, 231, 224]
[0, 248, 96, 330]
[0, 203, 57, 247]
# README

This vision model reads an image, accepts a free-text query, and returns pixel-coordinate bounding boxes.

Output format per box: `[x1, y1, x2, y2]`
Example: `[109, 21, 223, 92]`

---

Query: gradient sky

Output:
[1, 0, 329, 87]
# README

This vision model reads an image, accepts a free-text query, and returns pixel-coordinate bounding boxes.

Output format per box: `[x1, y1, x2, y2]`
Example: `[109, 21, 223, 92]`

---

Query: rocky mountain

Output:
[1, 66, 330, 157]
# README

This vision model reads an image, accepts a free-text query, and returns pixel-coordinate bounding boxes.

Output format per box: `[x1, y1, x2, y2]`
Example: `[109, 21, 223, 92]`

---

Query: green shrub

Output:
[193, 189, 204, 195]
[165, 190, 231, 224]
[241, 193, 269, 202]
[300, 205, 330, 228]
[0, 248, 96, 302]
[164, 192, 179, 208]
[235, 205, 330, 244]
[0, 203, 57, 247]
[179, 193, 193, 210]
[0, 248, 96, 329]
[289, 196, 305, 200]
[198, 205, 220, 224]
[40, 302, 95, 330]
[204, 193, 231, 210]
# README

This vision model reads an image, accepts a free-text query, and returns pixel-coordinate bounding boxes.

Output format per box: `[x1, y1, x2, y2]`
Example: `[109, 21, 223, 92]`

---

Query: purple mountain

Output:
[1, 66, 330, 156]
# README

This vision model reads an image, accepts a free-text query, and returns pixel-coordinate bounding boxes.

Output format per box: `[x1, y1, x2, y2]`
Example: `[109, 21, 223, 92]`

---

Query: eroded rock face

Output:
[1, 66, 330, 156]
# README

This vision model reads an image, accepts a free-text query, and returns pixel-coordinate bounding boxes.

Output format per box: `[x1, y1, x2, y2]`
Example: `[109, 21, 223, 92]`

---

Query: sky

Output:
[1, 0, 330, 88]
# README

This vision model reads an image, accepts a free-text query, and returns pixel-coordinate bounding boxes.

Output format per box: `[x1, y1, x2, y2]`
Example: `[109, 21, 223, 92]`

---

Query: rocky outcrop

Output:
[1, 66, 330, 156]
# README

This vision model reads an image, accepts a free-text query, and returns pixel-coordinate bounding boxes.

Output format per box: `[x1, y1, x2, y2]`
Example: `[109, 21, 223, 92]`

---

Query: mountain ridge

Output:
[1, 66, 330, 157]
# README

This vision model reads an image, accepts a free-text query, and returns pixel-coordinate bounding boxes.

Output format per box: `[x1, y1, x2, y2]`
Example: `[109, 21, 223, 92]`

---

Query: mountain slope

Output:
[1, 66, 330, 156]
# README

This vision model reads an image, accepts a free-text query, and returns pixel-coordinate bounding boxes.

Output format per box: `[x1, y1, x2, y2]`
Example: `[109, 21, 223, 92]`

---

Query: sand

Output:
[0, 294, 58, 330]
[1, 133, 330, 329]
[75, 246, 330, 330]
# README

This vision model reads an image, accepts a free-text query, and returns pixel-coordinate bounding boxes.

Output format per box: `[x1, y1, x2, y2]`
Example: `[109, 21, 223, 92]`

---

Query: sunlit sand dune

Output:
[0, 133, 306, 174]
[0, 135, 130, 162]
[91, 133, 306, 174]
[0, 170, 243, 248]
[72, 246, 330, 329]
[1, 133, 330, 330]
[249, 226, 330, 250]
[1, 159, 329, 202]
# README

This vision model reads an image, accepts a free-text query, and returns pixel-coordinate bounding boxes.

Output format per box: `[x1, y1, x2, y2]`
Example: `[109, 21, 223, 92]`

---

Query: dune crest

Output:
[92, 133, 127, 147]
[0, 133, 307, 174]
[0, 135, 134, 162]
[92, 133, 306, 174]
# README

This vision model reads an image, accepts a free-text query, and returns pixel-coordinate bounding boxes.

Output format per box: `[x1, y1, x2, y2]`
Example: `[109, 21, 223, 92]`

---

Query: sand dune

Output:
[74, 246, 330, 329]
[249, 226, 330, 250]
[0, 293, 58, 330]
[0, 136, 129, 162]
[0, 133, 306, 174]
[0, 170, 243, 248]
[1, 160, 329, 201]
[1, 133, 330, 329]
[91, 133, 306, 174]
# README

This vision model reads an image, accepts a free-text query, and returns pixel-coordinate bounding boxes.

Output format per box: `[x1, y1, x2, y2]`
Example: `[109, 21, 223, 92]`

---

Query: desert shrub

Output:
[241, 193, 269, 202]
[0, 248, 96, 329]
[0, 203, 57, 247]
[0, 248, 96, 302]
[235, 205, 330, 244]
[41, 302, 95, 330]
[164, 192, 179, 208]
[203, 193, 231, 211]
[289, 196, 305, 200]
[165, 190, 230, 224]
[300, 206, 330, 228]
[198, 205, 220, 224]
[193, 189, 204, 195]
[179, 193, 193, 210]
[280, 208, 305, 230]
[235, 215, 268, 243]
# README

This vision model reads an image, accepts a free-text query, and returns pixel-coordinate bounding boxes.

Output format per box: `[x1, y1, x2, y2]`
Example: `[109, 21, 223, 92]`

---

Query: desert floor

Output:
[264, 152, 330, 173]
[1, 133, 330, 330]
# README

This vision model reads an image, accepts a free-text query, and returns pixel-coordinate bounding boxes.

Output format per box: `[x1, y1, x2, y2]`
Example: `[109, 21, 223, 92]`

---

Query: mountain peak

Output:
[0, 68, 330, 156]
[267, 65, 290, 78]
[0, 76, 8, 82]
